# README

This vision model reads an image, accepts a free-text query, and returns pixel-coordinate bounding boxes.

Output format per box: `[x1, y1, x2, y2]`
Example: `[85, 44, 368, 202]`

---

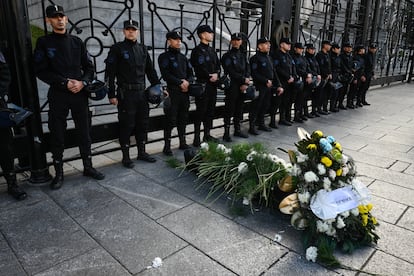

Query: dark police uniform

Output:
[305, 45, 321, 116]
[273, 44, 297, 125]
[330, 45, 342, 112]
[249, 38, 274, 134]
[190, 25, 221, 146]
[0, 50, 26, 200]
[316, 48, 332, 113]
[362, 45, 376, 105]
[34, 5, 104, 190]
[105, 20, 160, 166]
[221, 33, 250, 141]
[349, 46, 366, 108]
[292, 43, 310, 122]
[338, 44, 353, 109]
[158, 31, 194, 155]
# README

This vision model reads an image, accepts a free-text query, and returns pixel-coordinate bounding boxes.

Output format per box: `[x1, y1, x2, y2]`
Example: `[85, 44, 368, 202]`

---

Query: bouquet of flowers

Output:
[184, 142, 291, 208]
[280, 128, 379, 267]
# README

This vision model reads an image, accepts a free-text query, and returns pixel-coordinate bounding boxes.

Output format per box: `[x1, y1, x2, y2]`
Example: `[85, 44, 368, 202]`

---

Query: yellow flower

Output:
[358, 205, 368, 214]
[336, 168, 342, 176]
[334, 142, 342, 151]
[314, 130, 323, 138]
[366, 203, 373, 212]
[371, 216, 378, 225]
[361, 214, 368, 226]
[307, 144, 317, 150]
[321, 156, 332, 167]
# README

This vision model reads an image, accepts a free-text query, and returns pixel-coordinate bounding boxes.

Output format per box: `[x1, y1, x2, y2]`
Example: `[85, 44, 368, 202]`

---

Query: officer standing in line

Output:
[304, 43, 320, 117]
[34, 5, 104, 189]
[0, 50, 27, 200]
[291, 42, 311, 122]
[361, 43, 377, 106]
[267, 55, 283, 129]
[273, 37, 297, 126]
[349, 45, 366, 108]
[316, 40, 332, 115]
[190, 25, 221, 146]
[338, 42, 353, 110]
[158, 31, 194, 155]
[329, 43, 341, 112]
[221, 32, 250, 142]
[249, 37, 274, 135]
[106, 19, 160, 168]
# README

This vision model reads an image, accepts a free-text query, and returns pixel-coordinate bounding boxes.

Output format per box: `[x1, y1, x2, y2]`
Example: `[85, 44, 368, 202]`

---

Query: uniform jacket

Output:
[364, 52, 375, 78]
[316, 50, 331, 78]
[292, 52, 309, 80]
[221, 47, 250, 86]
[339, 52, 353, 78]
[305, 52, 321, 76]
[250, 51, 273, 88]
[272, 49, 297, 85]
[353, 54, 366, 80]
[190, 42, 220, 83]
[330, 52, 342, 82]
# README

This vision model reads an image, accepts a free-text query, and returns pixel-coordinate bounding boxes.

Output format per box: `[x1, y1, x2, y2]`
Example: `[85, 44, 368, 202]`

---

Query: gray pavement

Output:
[1, 83, 414, 275]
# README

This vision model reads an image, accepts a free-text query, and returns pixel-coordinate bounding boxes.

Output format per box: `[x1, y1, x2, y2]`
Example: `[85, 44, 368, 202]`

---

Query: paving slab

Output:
[0, 184, 48, 213]
[157, 203, 288, 275]
[370, 195, 408, 225]
[389, 160, 411, 172]
[141, 245, 235, 276]
[75, 198, 187, 274]
[357, 163, 414, 190]
[368, 180, 414, 207]
[344, 149, 396, 169]
[33, 248, 131, 276]
[0, 200, 97, 275]
[397, 207, 414, 231]
[0, 235, 26, 276]
[360, 250, 414, 276]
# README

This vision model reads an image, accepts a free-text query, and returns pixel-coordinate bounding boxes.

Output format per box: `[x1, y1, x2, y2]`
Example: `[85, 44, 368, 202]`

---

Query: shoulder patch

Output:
[198, 55, 205, 64]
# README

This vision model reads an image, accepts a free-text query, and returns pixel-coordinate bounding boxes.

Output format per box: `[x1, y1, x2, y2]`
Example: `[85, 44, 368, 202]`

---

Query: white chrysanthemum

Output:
[242, 197, 249, 205]
[304, 171, 319, 183]
[200, 142, 209, 150]
[323, 177, 331, 191]
[342, 166, 349, 176]
[273, 234, 282, 243]
[328, 169, 336, 180]
[217, 143, 227, 151]
[296, 152, 309, 163]
[261, 153, 268, 159]
[342, 154, 349, 164]
[336, 216, 346, 229]
[289, 164, 301, 176]
[317, 163, 326, 175]
[306, 246, 318, 262]
[351, 207, 359, 216]
[326, 226, 337, 237]
[238, 162, 248, 174]
[246, 151, 257, 161]
[340, 211, 350, 218]
[224, 148, 232, 154]
[316, 220, 329, 233]
[298, 191, 311, 204]
[338, 180, 347, 187]
[225, 157, 231, 162]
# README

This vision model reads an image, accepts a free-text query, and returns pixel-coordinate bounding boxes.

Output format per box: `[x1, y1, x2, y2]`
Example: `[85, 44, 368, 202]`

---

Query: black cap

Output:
[197, 25, 214, 35]
[257, 37, 270, 45]
[321, 40, 332, 46]
[166, 31, 182, 40]
[355, 45, 365, 52]
[231, 32, 243, 40]
[331, 43, 340, 49]
[294, 42, 304, 49]
[369, 43, 377, 48]
[123, 19, 139, 30]
[305, 43, 315, 49]
[280, 37, 291, 44]
[342, 42, 352, 48]
[46, 5, 65, 17]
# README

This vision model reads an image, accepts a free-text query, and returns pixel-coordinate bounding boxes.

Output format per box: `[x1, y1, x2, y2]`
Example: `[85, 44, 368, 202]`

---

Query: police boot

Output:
[163, 129, 173, 156]
[83, 158, 105, 180]
[203, 121, 219, 143]
[6, 173, 27, 200]
[362, 91, 370, 105]
[248, 121, 259, 135]
[178, 126, 190, 150]
[50, 160, 64, 190]
[269, 115, 278, 129]
[193, 122, 201, 147]
[234, 122, 248, 138]
[137, 142, 156, 163]
[293, 111, 304, 123]
[121, 145, 134, 168]
[223, 125, 232, 142]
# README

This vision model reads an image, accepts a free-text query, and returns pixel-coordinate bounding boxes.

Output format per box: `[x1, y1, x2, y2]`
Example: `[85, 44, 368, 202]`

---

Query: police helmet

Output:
[244, 84, 258, 100]
[85, 80, 108, 101]
[188, 83, 205, 97]
[219, 75, 231, 90]
[145, 84, 163, 104]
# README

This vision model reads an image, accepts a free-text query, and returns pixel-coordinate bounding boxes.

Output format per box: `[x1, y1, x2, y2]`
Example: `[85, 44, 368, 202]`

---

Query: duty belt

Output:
[119, 83, 145, 90]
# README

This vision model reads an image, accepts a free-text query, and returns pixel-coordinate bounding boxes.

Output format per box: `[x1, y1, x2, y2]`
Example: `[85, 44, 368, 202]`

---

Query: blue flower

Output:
[319, 138, 333, 153]
[326, 136, 336, 143]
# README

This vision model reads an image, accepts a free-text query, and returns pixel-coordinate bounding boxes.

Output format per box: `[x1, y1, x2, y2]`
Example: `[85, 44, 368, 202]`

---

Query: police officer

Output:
[249, 37, 274, 134]
[34, 5, 104, 189]
[304, 43, 320, 117]
[0, 50, 27, 200]
[292, 42, 311, 122]
[273, 37, 297, 126]
[158, 31, 194, 155]
[190, 25, 221, 146]
[316, 40, 332, 115]
[106, 19, 160, 168]
[330, 43, 341, 112]
[349, 45, 366, 108]
[362, 43, 377, 105]
[221, 32, 250, 142]
[338, 42, 353, 109]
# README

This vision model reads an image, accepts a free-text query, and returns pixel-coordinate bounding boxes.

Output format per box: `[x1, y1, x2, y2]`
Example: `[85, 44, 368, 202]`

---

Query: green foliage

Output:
[30, 24, 45, 50]
[165, 157, 182, 168]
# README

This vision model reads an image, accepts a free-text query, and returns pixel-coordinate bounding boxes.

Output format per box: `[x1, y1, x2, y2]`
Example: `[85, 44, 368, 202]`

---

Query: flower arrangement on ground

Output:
[281, 128, 379, 267]
[184, 142, 291, 208]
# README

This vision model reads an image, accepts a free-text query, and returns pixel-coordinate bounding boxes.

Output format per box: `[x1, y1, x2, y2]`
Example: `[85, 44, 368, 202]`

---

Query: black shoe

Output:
[294, 117, 304, 123]
[8, 185, 27, 200]
[269, 122, 279, 129]
[318, 110, 328, 115]
[301, 116, 308, 121]
[137, 152, 157, 163]
[122, 159, 135, 169]
[306, 113, 315, 118]
[346, 104, 355, 109]
[248, 128, 260, 135]
[339, 104, 347, 110]
[258, 125, 272, 132]
[83, 167, 105, 180]
[203, 135, 219, 143]
[330, 108, 339, 113]
[362, 101, 370, 106]
[179, 143, 190, 150]
[223, 135, 232, 142]
[163, 147, 173, 156]
[279, 120, 292, 126]
[357, 102, 363, 107]
[234, 131, 249, 138]
[311, 112, 320, 117]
